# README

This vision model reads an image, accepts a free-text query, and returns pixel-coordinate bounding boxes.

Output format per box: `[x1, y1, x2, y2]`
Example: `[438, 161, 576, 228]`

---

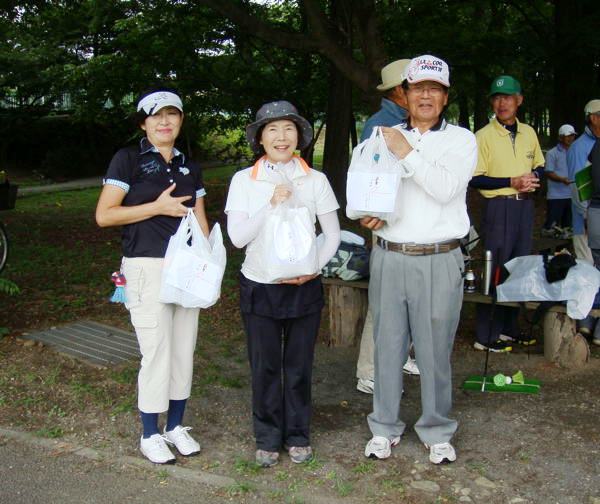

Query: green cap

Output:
[489, 75, 521, 96]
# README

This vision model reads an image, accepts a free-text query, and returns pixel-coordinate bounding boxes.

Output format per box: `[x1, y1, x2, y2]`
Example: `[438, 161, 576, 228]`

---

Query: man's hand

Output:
[360, 216, 385, 230]
[155, 183, 192, 217]
[279, 273, 318, 285]
[510, 173, 540, 192]
[380, 126, 413, 159]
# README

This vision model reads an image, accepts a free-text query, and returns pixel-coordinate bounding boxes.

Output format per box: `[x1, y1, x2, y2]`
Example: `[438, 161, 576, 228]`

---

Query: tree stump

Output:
[326, 282, 368, 347]
[543, 312, 590, 368]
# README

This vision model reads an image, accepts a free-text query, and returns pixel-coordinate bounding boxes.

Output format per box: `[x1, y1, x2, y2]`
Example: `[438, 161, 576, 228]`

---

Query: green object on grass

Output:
[575, 164, 592, 202]
[462, 374, 541, 394]
[512, 370, 525, 385]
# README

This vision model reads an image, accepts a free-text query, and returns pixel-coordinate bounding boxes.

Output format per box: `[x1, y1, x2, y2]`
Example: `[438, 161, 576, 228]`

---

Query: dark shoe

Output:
[255, 449, 279, 467]
[288, 446, 313, 464]
[473, 340, 512, 353]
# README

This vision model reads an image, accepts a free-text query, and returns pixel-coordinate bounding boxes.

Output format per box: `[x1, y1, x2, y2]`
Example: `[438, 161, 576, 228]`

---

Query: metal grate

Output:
[23, 320, 139, 367]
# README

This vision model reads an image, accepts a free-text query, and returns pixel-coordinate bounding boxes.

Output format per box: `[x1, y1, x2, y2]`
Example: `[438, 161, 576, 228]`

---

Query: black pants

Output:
[239, 273, 324, 451]
[543, 198, 571, 229]
[476, 198, 534, 344]
[242, 311, 321, 451]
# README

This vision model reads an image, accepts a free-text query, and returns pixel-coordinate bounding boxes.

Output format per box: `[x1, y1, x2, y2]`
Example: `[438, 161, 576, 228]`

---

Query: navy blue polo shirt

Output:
[103, 138, 206, 258]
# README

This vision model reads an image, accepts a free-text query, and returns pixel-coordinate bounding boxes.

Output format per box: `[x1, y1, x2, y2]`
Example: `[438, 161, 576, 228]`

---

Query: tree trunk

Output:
[323, 61, 352, 207]
[552, 0, 599, 135]
[458, 92, 470, 130]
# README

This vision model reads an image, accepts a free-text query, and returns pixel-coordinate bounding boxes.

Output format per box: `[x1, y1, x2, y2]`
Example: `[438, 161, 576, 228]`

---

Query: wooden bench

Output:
[322, 277, 600, 367]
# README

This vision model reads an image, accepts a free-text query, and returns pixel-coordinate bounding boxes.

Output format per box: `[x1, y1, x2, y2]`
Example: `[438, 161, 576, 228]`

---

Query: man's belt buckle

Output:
[515, 192, 527, 200]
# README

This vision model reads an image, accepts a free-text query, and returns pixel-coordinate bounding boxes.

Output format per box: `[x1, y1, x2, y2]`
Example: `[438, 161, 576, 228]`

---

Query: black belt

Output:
[376, 237, 460, 256]
[493, 192, 534, 200]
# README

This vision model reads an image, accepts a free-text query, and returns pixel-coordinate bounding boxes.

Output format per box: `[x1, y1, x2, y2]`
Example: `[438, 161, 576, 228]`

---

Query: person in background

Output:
[356, 58, 420, 396]
[567, 99, 600, 337]
[469, 75, 544, 353]
[541, 124, 576, 238]
[586, 138, 600, 346]
[96, 88, 209, 464]
[225, 101, 341, 467]
[350, 55, 476, 465]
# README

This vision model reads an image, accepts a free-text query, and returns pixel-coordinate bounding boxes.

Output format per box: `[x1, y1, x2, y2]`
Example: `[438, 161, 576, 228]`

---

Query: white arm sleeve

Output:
[227, 205, 270, 248]
[317, 210, 341, 269]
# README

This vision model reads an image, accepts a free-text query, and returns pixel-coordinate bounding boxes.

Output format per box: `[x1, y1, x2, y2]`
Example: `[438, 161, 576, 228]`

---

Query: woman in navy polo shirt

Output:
[225, 101, 341, 467]
[96, 88, 209, 464]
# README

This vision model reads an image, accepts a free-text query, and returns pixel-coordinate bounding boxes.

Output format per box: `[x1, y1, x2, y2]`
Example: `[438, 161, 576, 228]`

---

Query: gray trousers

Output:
[367, 245, 463, 445]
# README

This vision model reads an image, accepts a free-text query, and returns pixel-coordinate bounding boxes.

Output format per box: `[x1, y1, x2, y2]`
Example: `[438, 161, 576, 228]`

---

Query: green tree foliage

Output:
[1, 1, 599, 193]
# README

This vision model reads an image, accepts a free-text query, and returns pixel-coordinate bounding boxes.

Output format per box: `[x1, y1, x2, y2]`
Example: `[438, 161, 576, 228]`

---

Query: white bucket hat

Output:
[376, 59, 411, 91]
[405, 55, 450, 87]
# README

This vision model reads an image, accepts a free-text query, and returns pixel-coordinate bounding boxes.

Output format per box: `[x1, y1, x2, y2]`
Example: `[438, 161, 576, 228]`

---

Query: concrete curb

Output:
[0, 427, 235, 488]
[0, 426, 352, 503]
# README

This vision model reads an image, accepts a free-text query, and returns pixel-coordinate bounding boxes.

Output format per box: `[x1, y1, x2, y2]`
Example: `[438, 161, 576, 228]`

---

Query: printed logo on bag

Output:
[140, 160, 161, 175]
[179, 166, 190, 176]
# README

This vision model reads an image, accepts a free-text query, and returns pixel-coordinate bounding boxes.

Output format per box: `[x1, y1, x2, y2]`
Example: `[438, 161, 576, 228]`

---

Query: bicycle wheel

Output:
[0, 222, 8, 273]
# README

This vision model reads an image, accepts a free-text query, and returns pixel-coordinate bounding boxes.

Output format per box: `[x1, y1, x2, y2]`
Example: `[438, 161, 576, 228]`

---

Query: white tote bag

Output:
[346, 126, 413, 223]
[254, 175, 319, 283]
[160, 209, 227, 308]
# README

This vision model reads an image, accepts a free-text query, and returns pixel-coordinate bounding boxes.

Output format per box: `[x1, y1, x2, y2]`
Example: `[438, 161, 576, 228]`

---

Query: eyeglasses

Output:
[406, 85, 446, 96]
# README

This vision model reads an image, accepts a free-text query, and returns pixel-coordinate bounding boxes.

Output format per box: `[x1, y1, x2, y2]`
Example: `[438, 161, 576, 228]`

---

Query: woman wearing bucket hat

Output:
[96, 87, 209, 464]
[225, 101, 341, 467]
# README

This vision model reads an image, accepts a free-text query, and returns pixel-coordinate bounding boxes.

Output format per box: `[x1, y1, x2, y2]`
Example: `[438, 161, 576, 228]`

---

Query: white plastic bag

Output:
[254, 175, 319, 283]
[496, 255, 600, 319]
[346, 127, 413, 223]
[160, 209, 226, 308]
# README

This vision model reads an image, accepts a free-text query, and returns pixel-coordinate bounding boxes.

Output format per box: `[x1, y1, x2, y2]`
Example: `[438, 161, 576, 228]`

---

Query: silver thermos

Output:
[483, 250, 493, 295]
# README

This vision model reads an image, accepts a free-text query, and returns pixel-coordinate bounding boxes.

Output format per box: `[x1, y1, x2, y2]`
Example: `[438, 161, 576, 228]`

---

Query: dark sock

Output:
[166, 399, 187, 432]
[140, 411, 159, 439]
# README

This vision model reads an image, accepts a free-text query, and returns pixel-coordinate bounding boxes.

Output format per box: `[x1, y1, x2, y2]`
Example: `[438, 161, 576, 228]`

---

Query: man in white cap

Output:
[348, 55, 477, 464]
[541, 124, 577, 237]
[567, 100, 600, 264]
[356, 58, 420, 396]
[567, 99, 600, 337]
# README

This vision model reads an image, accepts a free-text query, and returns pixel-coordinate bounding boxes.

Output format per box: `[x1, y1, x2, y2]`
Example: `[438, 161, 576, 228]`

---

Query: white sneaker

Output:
[140, 434, 176, 464]
[357, 378, 374, 394]
[593, 337, 600, 346]
[498, 333, 514, 342]
[426, 442, 456, 464]
[402, 357, 420, 375]
[163, 425, 201, 456]
[364, 435, 400, 459]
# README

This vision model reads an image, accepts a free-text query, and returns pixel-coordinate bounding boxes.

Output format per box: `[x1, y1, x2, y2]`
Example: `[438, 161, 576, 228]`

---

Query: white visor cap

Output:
[137, 91, 183, 115]
[405, 55, 450, 87]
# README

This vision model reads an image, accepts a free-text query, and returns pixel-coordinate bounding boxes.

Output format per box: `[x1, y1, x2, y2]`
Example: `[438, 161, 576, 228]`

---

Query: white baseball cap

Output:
[558, 124, 576, 136]
[584, 99, 600, 115]
[405, 55, 450, 87]
[137, 91, 183, 115]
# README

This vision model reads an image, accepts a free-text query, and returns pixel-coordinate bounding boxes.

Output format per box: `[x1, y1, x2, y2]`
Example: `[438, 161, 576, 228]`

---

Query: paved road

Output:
[0, 430, 239, 504]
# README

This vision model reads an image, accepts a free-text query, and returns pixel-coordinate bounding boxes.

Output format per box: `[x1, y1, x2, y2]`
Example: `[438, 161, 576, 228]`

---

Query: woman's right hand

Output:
[156, 183, 192, 217]
[270, 184, 292, 206]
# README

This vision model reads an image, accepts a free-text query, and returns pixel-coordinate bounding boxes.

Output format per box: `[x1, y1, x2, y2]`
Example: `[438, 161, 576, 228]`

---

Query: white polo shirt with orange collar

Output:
[225, 157, 339, 283]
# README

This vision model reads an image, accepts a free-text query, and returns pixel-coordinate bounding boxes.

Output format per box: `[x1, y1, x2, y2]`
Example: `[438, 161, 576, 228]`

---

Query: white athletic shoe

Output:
[426, 442, 456, 464]
[357, 378, 374, 394]
[140, 434, 176, 464]
[163, 425, 201, 456]
[402, 357, 420, 375]
[364, 435, 400, 459]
